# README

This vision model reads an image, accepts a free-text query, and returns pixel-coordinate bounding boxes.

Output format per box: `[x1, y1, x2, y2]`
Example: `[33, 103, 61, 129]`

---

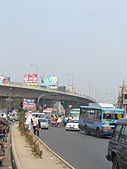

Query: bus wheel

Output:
[96, 128, 102, 138]
[84, 126, 90, 135]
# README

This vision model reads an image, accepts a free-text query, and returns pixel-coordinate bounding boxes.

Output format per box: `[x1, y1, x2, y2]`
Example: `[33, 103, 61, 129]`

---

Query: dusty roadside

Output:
[12, 123, 74, 169]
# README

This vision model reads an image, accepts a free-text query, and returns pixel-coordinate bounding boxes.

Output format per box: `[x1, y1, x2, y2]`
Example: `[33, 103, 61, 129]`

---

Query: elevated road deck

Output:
[0, 83, 97, 106]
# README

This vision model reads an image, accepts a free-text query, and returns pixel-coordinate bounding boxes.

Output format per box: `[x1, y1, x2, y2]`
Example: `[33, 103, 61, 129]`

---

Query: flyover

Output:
[0, 83, 97, 109]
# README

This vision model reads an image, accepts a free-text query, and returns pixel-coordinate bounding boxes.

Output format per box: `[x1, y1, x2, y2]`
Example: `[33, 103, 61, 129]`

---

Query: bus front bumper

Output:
[101, 128, 113, 136]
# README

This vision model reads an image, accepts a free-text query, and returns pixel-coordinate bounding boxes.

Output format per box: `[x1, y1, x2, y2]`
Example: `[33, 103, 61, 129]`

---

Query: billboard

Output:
[0, 75, 4, 84]
[23, 99, 36, 110]
[38, 76, 58, 87]
[98, 103, 115, 108]
[24, 74, 38, 85]
[0, 75, 10, 84]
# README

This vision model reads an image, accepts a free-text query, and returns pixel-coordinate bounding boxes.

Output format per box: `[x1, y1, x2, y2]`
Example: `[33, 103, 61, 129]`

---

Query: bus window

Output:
[103, 113, 113, 119]
[80, 108, 83, 116]
[88, 110, 95, 118]
[95, 110, 102, 120]
[82, 109, 88, 117]
[103, 111, 124, 120]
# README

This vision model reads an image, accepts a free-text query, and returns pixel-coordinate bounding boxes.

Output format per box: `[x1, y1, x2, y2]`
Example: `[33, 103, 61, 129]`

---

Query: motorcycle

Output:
[0, 139, 5, 165]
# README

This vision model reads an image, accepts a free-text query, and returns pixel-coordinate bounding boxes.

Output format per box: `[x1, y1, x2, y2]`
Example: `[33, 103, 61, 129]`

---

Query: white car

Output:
[31, 112, 46, 122]
[39, 118, 49, 129]
[66, 120, 80, 131]
[32, 112, 46, 118]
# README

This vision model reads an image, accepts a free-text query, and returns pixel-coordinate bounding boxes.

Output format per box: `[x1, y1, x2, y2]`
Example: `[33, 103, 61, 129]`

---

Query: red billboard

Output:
[23, 99, 36, 110]
[24, 74, 38, 85]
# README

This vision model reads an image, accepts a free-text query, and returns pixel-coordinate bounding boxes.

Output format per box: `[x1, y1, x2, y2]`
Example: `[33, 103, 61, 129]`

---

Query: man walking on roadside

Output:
[33, 114, 39, 136]
[25, 110, 32, 131]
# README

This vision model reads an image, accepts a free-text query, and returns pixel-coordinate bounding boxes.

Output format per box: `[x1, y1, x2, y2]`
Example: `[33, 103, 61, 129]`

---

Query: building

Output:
[117, 85, 127, 113]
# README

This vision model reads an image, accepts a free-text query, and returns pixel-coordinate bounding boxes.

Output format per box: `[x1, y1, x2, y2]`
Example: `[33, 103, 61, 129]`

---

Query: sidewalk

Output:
[11, 123, 74, 169]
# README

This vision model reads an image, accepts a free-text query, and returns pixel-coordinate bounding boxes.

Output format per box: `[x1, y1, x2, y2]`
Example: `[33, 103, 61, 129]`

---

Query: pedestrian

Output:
[33, 114, 39, 136]
[50, 115, 56, 127]
[54, 115, 58, 126]
[25, 110, 32, 131]
[63, 115, 69, 126]
[57, 115, 62, 127]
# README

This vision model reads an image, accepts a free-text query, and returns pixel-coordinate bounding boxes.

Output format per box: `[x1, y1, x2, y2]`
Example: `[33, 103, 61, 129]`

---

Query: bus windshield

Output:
[103, 111, 124, 120]
[70, 112, 79, 118]
[69, 109, 80, 119]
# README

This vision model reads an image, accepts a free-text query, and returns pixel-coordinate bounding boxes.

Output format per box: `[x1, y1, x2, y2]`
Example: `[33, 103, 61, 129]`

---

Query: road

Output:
[39, 127, 112, 169]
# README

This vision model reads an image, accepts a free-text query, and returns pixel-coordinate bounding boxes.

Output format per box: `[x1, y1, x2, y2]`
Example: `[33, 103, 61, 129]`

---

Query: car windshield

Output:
[39, 119, 48, 122]
[38, 114, 46, 118]
[68, 120, 79, 123]
[32, 113, 46, 119]
[70, 113, 79, 117]
[103, 111, 124, 120]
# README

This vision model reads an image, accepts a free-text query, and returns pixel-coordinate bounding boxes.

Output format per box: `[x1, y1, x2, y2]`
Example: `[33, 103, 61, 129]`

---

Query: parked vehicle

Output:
[32, 112, 46, 119]
[69, 108, 80, 120]
[39, 118, 49, 129]
[0, 113, 7, 120]
[8, 112, 18, 122]
[106, 117, 127, 169]
[31, 112, 46, 123]
[66, 119, 80, 131]
[0, 140, 5, 165]
[0, 119, 8, 165]
[0, 117, 10, 141]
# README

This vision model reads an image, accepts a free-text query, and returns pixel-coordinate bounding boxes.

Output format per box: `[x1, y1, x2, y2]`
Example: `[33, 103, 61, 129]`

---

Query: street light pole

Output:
[84, 81, 92, 96]
[37, 94, 46, 105]
[30, 64, 38, 74]
[29, 64, 38, 85]
[91, 87, 97, 100]
[66, 74, 74, 93]
[8, 87, 12, 113]
[37, 94, 49, 112]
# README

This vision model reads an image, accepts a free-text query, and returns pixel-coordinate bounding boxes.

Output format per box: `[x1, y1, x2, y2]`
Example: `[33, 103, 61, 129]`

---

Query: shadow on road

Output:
[79, 130, 111, 140]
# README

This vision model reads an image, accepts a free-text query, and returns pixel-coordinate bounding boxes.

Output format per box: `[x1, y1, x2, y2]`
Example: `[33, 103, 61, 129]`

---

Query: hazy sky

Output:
[0, 0, 127, 102]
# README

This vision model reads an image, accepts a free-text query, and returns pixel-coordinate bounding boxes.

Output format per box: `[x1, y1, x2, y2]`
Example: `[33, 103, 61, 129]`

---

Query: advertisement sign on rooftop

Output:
[98, 102, 115, 108]
[24, 74, 38, 86]
[0, 75, 4, 84]
[0, 75, 10, 84]
[38, 76, 58, 87]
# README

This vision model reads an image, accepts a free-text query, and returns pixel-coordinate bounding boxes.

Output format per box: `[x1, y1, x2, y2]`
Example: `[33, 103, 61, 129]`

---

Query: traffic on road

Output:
[0, 102, 126, 169]
[23, 104, 126, 169]
[39, 126, 111, 169]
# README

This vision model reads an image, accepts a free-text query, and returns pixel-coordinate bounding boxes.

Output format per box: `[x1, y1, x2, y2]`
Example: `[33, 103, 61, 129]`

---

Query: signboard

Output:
[23, 99, 36, 110]
[65, 85, 73, 93]
[98, 102, 115, 108]
[0, 75, 4, 84]
[0, 75, 10, 84]
[24, 74, 38, 85]
[38, 76, 58, 87]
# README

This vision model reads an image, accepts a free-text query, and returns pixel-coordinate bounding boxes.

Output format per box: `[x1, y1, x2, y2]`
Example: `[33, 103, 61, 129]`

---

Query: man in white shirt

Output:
[33, 114, 39, 136]
[25, 111, 32, 131]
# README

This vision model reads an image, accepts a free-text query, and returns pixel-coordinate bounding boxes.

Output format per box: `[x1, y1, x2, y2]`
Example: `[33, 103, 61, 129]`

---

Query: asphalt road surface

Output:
[39, 127, 112, 169]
